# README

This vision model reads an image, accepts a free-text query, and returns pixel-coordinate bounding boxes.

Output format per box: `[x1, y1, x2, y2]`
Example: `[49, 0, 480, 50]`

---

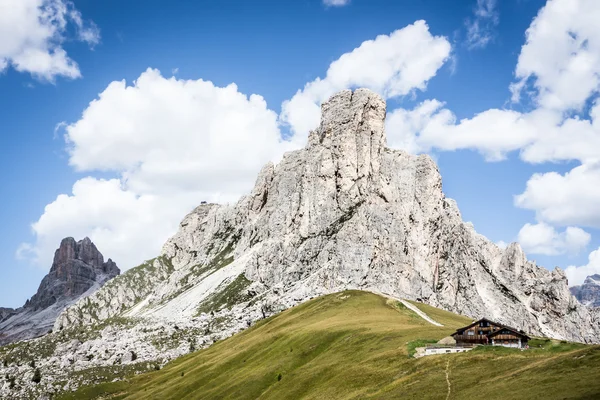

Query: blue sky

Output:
[2, 0, 600, 308]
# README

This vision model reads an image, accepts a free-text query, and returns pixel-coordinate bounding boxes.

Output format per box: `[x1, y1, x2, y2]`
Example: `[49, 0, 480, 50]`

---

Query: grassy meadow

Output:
[59, 291, 600, 400]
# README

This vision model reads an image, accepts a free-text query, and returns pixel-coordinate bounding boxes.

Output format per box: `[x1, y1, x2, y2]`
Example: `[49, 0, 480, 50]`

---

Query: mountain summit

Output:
[56, 89, 600, 344]
[571, 274, 600, 308]
[0, 237, 119, 345]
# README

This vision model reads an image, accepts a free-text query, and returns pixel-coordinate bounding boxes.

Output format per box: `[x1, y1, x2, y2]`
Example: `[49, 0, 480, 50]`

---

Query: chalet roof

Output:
[450, 318, 497, 335]
[451, 318, 530, 339]
[488, 327, 531, 340]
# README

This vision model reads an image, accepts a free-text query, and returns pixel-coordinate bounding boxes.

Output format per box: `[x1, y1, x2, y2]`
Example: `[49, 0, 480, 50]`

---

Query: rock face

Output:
[0, 237, 119, 345]
[571, 275, 600, 308]
[56, 89, 600, 345]
[0, 308, 15, 323]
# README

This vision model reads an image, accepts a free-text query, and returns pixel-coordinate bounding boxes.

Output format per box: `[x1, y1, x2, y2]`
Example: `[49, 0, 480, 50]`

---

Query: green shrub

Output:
[32, 368, 41, 384]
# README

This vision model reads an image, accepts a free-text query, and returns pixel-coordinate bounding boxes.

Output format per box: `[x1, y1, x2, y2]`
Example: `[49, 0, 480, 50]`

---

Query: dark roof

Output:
[451, 318, 530, 339]
[450, 318, 497, 335]
[488, 327, 531, 340]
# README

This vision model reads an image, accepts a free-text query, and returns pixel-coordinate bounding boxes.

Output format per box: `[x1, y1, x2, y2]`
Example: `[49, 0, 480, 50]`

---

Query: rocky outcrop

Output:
[571, 275, 600, 308]
[0, 308, 15, 323]
[0, 238, 119, 345]
[56, 89, 600, 344]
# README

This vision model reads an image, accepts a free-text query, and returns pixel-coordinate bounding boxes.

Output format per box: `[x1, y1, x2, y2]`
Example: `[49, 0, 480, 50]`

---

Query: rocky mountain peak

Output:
[51, 237, 103, 276]
[30, 237, 120, 311]
[0, 237, 120, 345]
[585, 274, 600, 285]
[55, 88, 600, 356]
[571, 274, 600, 308]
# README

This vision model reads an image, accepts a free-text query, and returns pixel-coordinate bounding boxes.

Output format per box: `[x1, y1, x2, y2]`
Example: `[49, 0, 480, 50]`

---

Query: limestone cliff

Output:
[57, 89, 600, 343]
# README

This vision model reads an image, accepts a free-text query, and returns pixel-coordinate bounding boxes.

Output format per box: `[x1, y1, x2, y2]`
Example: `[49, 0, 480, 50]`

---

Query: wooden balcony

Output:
[453, 334, 489, 343]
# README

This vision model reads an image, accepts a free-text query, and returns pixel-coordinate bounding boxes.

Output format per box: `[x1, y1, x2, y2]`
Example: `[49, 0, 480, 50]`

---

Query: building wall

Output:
[424, 347, 472, 356]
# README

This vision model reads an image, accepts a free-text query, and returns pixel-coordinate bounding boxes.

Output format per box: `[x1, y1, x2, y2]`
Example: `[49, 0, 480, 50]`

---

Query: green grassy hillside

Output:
[59, 291, 600, 400]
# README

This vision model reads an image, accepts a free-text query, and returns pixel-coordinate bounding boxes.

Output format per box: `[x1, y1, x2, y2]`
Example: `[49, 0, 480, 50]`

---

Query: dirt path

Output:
[445, 359, 451, 400]
[371, 290, 444, 326]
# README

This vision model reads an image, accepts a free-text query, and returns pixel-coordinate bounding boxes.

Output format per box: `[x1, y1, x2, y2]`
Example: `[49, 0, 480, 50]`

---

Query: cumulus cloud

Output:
[386, 99, 600, 164]
[385, 100, 538, 161]
[465, 0, 499, 49]
[515, 163, 600, 228]
[1, 0, 99, 79]
[281, 21, 451, 139]
[0, 0, 99, 81]
[64, 68, 288, 198]
[565, 247, 600, 286]
[511, 0, 600, 111]
[517, 222, 590, 256]
[323, 0, 350, 6]
[21, 24, 453, 271]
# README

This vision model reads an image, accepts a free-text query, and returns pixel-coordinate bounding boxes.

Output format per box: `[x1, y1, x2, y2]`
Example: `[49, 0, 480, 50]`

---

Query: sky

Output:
[1, 0, 600, 308]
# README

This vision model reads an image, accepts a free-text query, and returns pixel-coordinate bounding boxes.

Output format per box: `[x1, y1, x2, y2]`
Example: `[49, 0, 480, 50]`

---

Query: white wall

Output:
[424, 347, 472, 356]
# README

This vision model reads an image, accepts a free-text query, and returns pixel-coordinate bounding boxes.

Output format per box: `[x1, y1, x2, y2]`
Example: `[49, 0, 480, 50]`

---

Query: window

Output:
[478, 330, 484, 335]
[480, 321, 489, 327]
[467, 331, 474, 336]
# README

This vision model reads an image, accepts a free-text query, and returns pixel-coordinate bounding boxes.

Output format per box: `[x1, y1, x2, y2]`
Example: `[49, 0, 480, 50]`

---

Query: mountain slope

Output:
[0, 237, 120, 345]
[60, 291, 600, 400]
[571, 275, 600, 307]
[57, 88, 599, 343]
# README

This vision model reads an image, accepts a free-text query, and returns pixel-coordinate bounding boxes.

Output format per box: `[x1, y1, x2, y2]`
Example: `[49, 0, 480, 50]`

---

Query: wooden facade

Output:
[451, 318, 530, 348]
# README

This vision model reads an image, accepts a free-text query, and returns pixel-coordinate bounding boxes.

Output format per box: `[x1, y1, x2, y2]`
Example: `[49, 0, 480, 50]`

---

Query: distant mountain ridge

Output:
[0, 237, 119, 345]
[571, 274, 600, 308]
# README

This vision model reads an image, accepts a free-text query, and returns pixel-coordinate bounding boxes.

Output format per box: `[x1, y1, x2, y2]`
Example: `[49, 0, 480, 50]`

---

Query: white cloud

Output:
[323, 0, 350, 6]
[385, 100, 539, 161]
[515, 163, 600, 228]
[64, 68, 288, 196]
[465, 0, 499, 49]
[281, 21, 451, 139]
[512, 0, 600, 111]
[565, 247, 600, 286]
[517, 222, 590, 256]
[386, 98, 600, 164]
[0, 0, 99, 81]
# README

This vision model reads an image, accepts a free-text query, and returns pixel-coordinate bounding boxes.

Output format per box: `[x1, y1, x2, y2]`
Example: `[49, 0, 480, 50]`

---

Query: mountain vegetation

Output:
[59, 291, 600, 400]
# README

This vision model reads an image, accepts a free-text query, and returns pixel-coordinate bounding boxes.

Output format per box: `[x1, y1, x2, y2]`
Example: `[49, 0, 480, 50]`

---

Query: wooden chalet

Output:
[451, 318, 530, 348]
